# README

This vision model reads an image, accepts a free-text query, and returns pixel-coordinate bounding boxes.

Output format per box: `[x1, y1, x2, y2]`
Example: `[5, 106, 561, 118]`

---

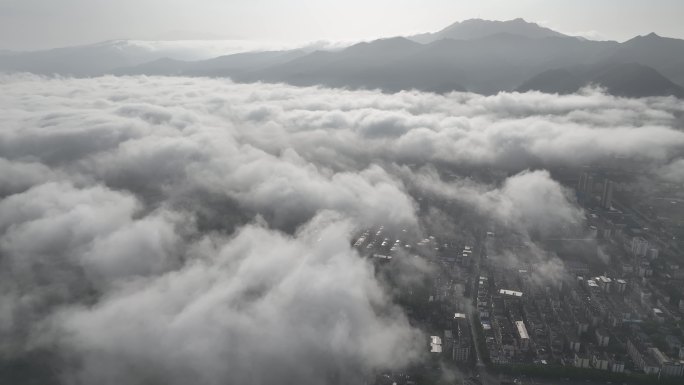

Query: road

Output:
[466, 231, 502, 385]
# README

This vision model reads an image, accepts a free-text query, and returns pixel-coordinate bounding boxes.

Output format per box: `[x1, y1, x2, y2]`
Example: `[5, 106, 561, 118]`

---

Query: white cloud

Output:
[54, 214, 423, 385]
[658, 158, 684, 183]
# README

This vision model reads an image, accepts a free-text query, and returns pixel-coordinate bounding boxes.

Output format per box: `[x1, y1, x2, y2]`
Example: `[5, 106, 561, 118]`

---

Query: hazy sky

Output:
[2, 0, 684, 50]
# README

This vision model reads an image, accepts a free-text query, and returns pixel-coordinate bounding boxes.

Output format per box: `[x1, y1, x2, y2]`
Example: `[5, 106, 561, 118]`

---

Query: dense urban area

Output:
[362, 169, 684, 385]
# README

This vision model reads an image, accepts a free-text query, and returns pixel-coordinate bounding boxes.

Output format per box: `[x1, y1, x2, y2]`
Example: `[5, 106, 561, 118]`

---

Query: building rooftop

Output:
[430, 335, 443, 353]
[516, 320, 529, 340]
[499, 289, 523, 297]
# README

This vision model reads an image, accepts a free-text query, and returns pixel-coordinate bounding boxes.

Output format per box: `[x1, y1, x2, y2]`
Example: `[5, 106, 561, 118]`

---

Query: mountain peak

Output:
[634, 32, 665, 41]
[453, 18, 537, 27]
[409, 18, 568, 44]
[624, 32, 669, 45]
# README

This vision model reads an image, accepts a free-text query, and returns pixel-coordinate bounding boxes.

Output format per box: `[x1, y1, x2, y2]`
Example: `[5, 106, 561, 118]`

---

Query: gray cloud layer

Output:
[1, 74, 684, 384]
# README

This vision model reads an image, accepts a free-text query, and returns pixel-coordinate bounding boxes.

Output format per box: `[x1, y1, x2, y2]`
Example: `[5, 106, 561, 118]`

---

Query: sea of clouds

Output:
[1, 74, 683, 384]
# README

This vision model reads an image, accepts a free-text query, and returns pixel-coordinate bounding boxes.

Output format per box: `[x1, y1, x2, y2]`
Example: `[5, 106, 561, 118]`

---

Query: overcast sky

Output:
[1, 0, 684, 50]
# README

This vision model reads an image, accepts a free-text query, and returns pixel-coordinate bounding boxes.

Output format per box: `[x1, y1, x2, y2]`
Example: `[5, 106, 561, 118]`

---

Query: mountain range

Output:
[2, 19, 684, 98]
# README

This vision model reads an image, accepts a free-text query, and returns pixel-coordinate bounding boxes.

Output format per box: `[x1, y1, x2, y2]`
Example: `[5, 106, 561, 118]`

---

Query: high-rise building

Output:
[601, 179, 613, 209]
[577, 172, 594, 204]
[577, 173, 587, 193]
[585, 174, 594, 197]
[632, 237, 649, 257]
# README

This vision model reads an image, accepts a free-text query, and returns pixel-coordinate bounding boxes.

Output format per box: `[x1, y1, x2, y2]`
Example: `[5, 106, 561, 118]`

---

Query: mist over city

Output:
[1, 2, 684, 385]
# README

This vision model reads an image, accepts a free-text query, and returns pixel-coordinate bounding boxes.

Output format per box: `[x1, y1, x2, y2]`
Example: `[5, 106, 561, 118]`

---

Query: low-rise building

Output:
[609, 356, 625, 373]
[650, 347, 684, 377]
[595, 328, 610, 347]
[627, 335, 660, 375]
[430, 335, 442, 353]
[591, 351, 609, 370]
[574, 352, 591, 368]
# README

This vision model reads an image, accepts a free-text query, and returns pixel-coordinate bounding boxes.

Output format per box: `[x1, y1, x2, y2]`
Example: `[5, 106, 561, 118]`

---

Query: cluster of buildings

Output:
[476, 272, 526, 365]
[577, 172, 613, 210]
[474, 253, 684, 377]
[626, 332, 684, 377]
[425, 240, 476, 365]
[352, 226, 478, 368]
[471, 211, 684, 378]
[430, 313, 473, 362]
[360, 166, 684, 383]
[574, 171, 684, 377]
[353, 226, 475, 268]
[467, 168, 684, 379]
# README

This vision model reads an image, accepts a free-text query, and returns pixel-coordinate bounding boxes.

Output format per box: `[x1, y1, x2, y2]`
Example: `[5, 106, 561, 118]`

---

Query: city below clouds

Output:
[1, 74, 683, 383]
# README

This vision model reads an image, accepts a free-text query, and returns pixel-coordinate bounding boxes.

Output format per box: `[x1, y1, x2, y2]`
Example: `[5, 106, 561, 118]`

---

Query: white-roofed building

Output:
[515, 320, 530, 351]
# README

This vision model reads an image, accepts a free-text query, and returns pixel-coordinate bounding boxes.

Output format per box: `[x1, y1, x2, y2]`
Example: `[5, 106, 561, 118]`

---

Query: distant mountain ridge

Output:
[0, 40, 162, 76]
[2, 18, 684, 98]
[517, 63, 684, 98]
